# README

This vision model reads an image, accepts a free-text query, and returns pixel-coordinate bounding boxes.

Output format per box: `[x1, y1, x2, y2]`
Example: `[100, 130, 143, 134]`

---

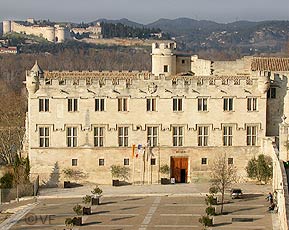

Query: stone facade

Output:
[25, 42, 289, 186]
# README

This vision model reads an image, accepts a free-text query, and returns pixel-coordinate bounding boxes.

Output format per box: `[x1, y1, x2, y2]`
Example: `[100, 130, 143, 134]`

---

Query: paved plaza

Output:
[0, 182, 279, 230]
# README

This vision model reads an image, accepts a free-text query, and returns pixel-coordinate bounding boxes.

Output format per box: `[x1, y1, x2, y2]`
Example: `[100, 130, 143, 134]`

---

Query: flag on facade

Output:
[132, 144, 135, 158]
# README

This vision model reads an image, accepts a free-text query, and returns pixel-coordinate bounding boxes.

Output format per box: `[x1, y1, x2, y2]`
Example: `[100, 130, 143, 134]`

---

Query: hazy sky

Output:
[1, 0, 288, 24]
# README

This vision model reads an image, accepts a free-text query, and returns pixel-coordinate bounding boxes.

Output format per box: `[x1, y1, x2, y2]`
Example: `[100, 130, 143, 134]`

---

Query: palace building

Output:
[25, 42, 289, 185]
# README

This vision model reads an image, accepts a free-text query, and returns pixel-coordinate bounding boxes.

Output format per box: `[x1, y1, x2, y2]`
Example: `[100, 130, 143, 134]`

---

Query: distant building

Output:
[71, 23, 102, 39]
[0, 46, 17, 54]
[25, 42, 289, 186]
[2, 19, 71, 43]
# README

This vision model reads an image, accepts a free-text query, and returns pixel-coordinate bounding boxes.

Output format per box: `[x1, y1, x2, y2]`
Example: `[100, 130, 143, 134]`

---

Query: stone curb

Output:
[37, 192, 265, 199]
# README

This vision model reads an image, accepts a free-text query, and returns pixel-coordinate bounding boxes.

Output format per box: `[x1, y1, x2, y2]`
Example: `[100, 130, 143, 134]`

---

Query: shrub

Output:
[110, 165, 130, 181]
[0, 172, 14, 189]
[199, 216, 213, 227]
[205, 195, 217, 206]
[65, 218, 74, 228]
[73, 204, 83, 216]
[91, 186, 103, 196]
[205, 206, 216, 216]
[82, 195, 92, 205]
[246, 154, 273, 184]
[160, 164, 170, 177]
[209, 186, 219, 195]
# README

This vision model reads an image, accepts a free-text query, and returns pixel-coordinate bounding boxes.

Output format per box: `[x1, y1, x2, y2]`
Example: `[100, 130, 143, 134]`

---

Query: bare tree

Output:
[210, 153, 237, 214]
[0, 81, 26, 165]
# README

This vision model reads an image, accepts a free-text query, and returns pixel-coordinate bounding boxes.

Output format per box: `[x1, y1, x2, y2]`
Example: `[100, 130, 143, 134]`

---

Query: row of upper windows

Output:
[39, 97, 260, 112]
[39, 125, 258, 148]
[70, 157, 234, 167]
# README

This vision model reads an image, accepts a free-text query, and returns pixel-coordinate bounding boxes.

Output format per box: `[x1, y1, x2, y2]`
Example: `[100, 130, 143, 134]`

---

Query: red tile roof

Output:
[251, 57, 289, 71]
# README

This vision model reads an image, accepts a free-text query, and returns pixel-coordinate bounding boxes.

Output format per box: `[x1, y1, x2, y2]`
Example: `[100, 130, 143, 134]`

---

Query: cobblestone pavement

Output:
[8, 193, 277, 229]
[0, 182, 278, 229]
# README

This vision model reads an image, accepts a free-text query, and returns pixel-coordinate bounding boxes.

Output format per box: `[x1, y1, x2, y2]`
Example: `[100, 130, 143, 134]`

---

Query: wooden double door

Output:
[171, 157, 188, 183]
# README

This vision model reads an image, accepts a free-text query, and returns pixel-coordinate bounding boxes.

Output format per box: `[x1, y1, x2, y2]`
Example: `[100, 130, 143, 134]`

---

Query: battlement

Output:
[43, 70, 152, 79]
[152, 42, 176, 55]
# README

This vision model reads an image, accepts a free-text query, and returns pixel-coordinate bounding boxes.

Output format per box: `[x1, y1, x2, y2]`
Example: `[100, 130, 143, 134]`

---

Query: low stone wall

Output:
[265, 137, 289, 230]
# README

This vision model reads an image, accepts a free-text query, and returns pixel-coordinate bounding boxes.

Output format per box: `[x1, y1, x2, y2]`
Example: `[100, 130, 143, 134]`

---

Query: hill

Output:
[94, 18, 144, 28]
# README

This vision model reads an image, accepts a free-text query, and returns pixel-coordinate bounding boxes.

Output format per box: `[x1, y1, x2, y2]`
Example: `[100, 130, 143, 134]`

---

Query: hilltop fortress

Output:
[2, 19, 71, 43]
[25, 42, 289, 187]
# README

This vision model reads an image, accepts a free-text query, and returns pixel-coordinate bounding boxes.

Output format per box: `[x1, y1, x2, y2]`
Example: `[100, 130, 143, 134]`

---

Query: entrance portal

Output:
[171, 157, 188, 183]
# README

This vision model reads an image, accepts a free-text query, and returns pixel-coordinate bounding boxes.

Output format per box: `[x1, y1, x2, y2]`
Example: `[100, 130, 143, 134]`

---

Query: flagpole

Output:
[132, 154, 135, 185]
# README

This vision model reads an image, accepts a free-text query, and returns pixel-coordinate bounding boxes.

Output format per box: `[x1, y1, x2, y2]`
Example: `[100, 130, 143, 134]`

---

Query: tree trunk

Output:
[221, 189, 225, 214]
[16, 184, 19, 202]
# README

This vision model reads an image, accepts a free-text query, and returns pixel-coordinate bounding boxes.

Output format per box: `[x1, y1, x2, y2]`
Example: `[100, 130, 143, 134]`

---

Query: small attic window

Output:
[86, 78, 92, 85]
[172, 79, 177, 86]
[164, 65, 168, 73]
[45, 79, 52, 85]
[73, 79, 79, 85]
[59, 79, 66, 85]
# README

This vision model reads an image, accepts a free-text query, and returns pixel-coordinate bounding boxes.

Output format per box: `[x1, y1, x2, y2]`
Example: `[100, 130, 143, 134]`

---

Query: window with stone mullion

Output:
[118, 127, 128, 147]
[246, 126, 257, 146]
[223, 126, 232, 146]
[198, 126, 208, 146]
[67, 127, 77, 147]
[39, 127, 49, 147]
[173, 126, 183, 146]
[147, 127, 158, 147]
[94, 127, 104, 147]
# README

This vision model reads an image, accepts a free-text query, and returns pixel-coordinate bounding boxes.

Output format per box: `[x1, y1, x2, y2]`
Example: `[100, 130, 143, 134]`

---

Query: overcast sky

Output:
[1, 0, 288, 24]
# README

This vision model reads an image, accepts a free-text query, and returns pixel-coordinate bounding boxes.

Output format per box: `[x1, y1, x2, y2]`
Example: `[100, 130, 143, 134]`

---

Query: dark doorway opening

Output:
[171, 157, 188, 183]
[180, 169, 186, 183]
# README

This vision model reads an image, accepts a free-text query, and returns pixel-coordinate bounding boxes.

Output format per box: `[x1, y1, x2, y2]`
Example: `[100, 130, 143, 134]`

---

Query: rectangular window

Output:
[118, 98, 128, 112]
[198, 98, 208, 111]
[147, 127, 158, 147]
[94, 127, 104, 147]
[223, 98, 233, 111]
[247, 98, 257, 111]
[164, 65, 168, 72]
[39, 127, 49, 147]
[247, 126, 257, 146]
[151, 158, 156, 165]
[39, 98, 49, 112]
[223, 126, 233, 146]
[68, 99, 78, 112]
[95, 98, 105, 111]
[173, 98, 183, 111]
[172, 126, 183, 146]
[267, 87, 276, 99]
[72, 159, 78, 166]
[118, 127, 128, 147]
[201, 158, 207, 165]
[99, 159, 104, 166]
[198, 126, 209, 146]
[146, 98, 156, 112]
[228, 158, 234, 165]
[67, 127, 77, 147]
[124, 158, 129, 166]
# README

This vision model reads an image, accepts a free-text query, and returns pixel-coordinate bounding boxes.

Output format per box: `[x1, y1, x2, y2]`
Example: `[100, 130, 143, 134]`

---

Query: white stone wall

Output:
[3, 21, 70, 43]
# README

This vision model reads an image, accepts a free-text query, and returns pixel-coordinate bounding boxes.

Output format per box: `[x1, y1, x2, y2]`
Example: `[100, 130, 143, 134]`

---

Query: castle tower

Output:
[151, 42, 177, 76]
[26, 60, 42, 95]
[45, 27, 55, 42]
[257, 71, 270, 94]
[3, 20, 12, 34]
[55, 25, 65, 43]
